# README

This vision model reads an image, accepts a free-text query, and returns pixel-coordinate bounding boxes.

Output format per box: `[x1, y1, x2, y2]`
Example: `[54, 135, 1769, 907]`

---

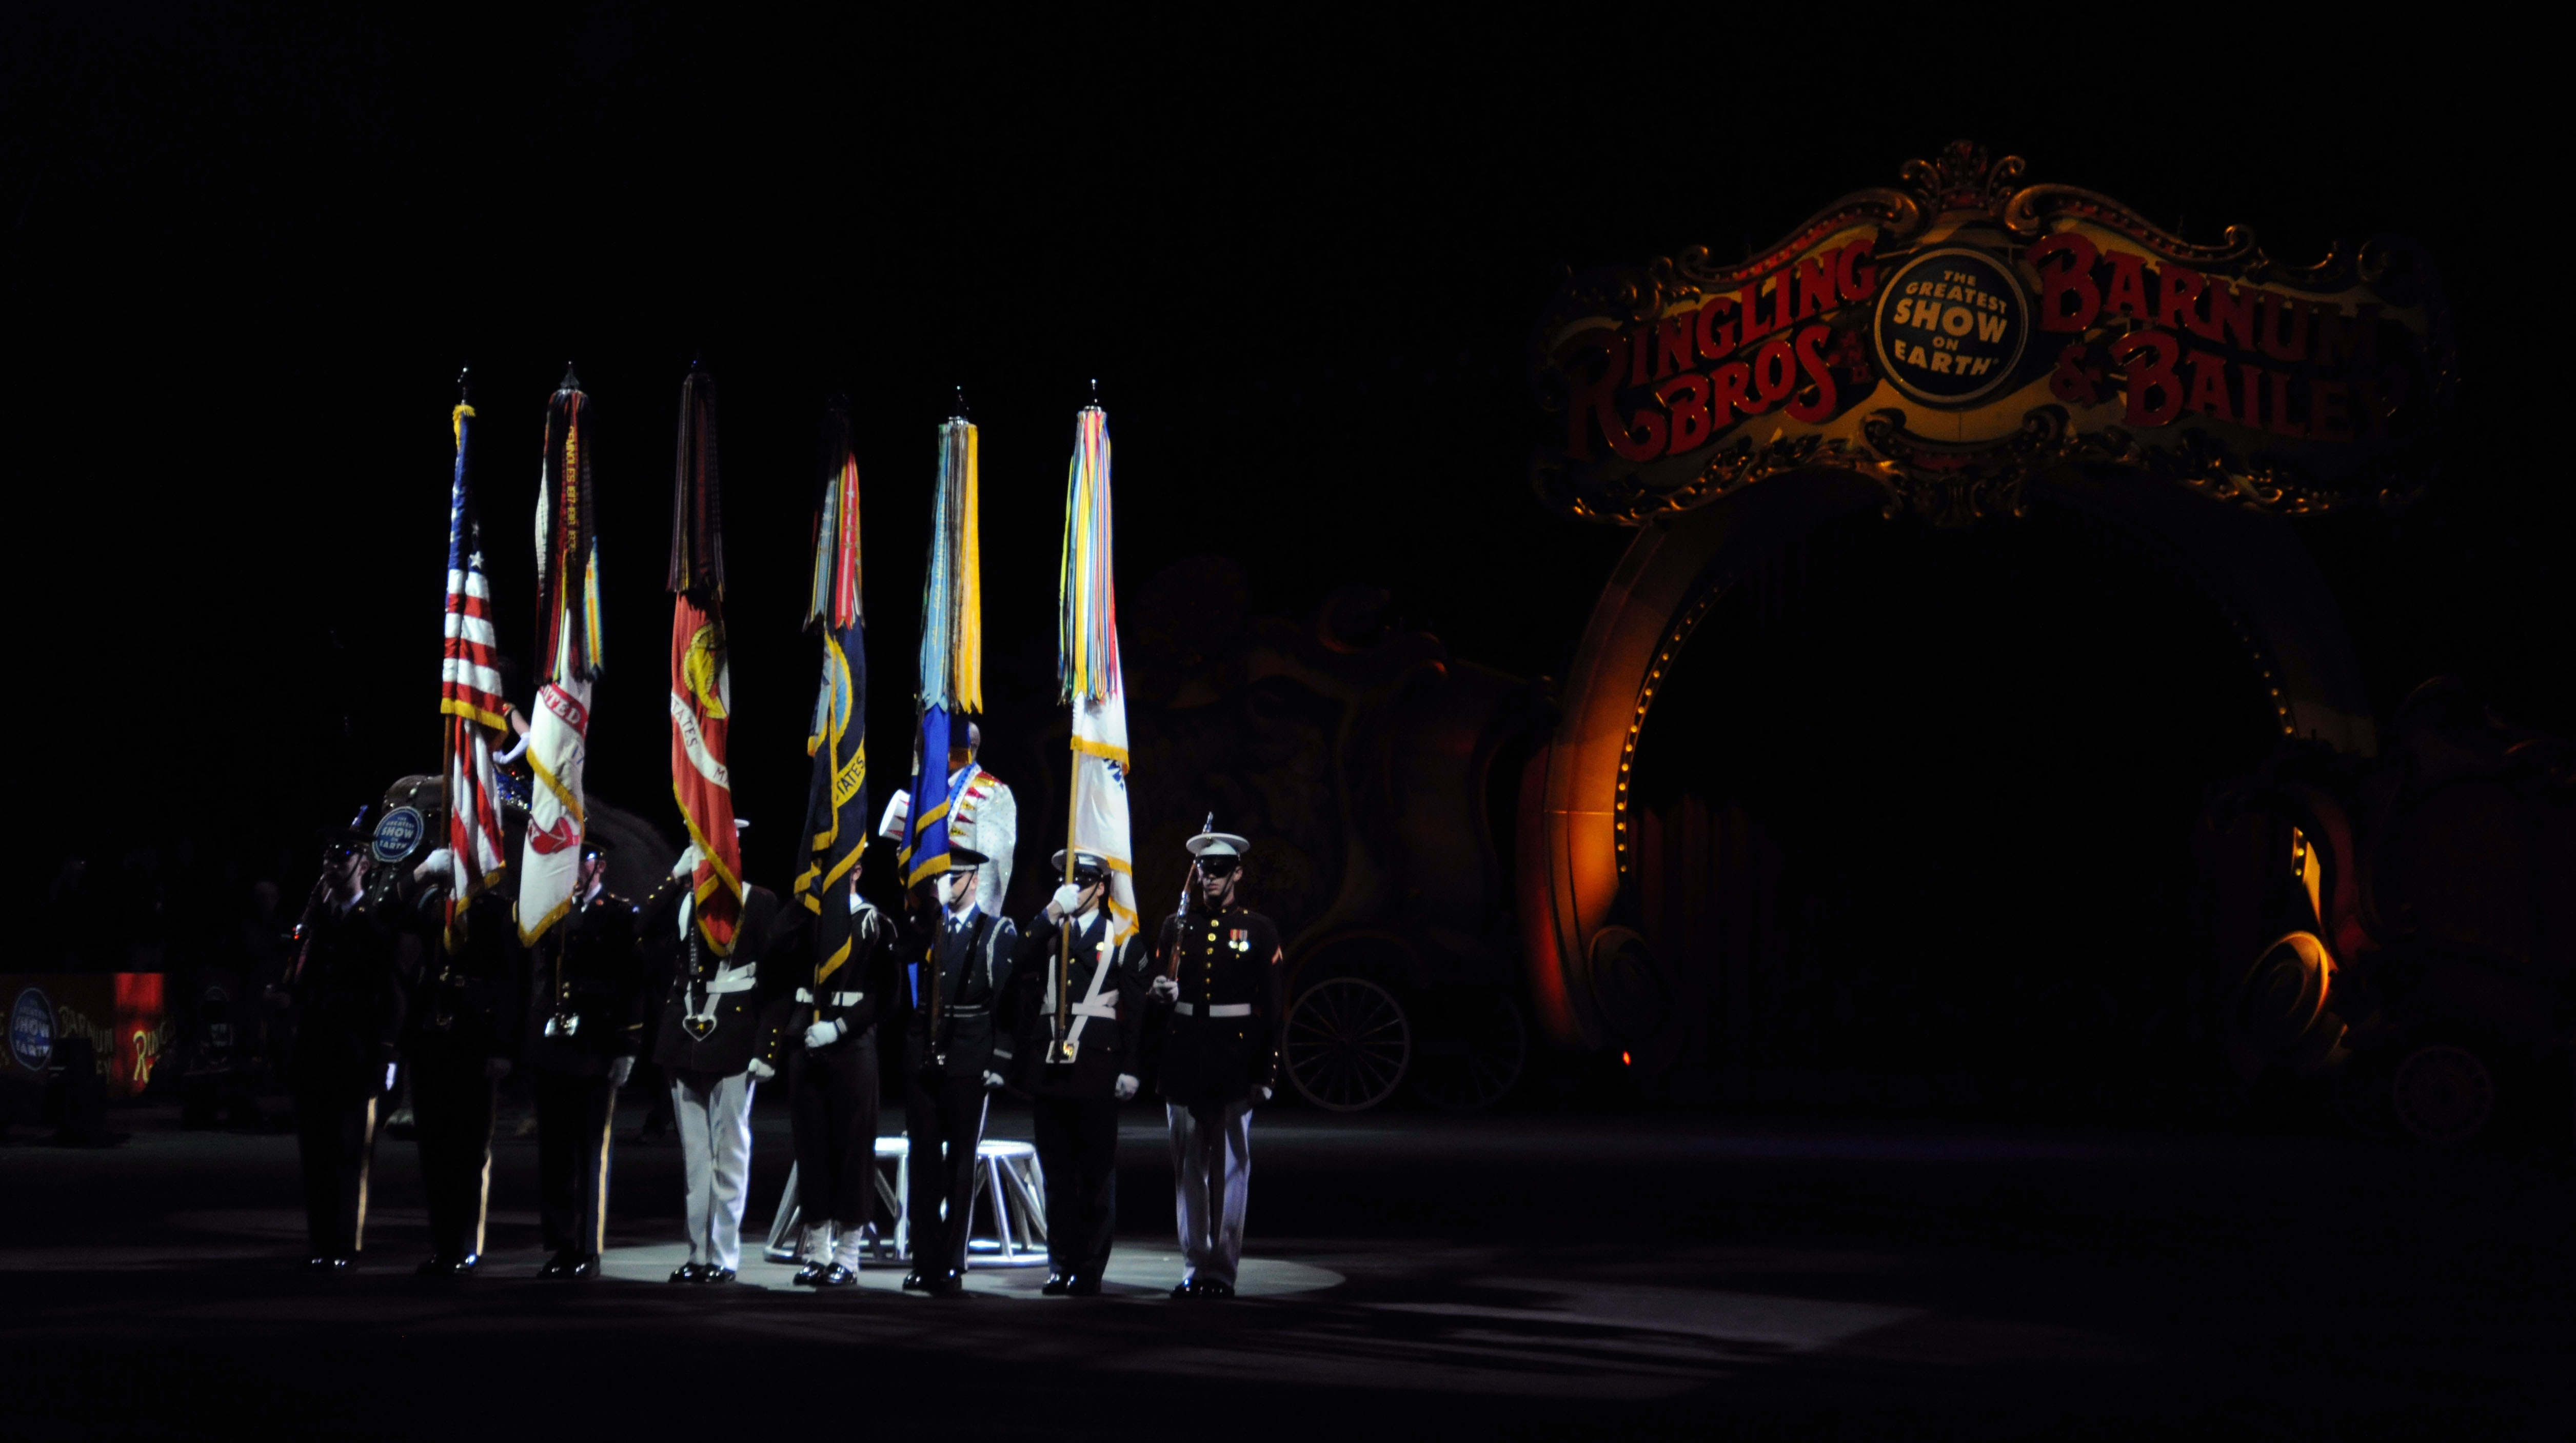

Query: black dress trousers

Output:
[1031, 1093, 1119, 1278]
[407, 1047, 497, 1258]
[789, 1030, 880, 1231]
[292, 1086, 378, 1257]
[901, 1069, 986, 1275]
[532, 1071, 617, 1258]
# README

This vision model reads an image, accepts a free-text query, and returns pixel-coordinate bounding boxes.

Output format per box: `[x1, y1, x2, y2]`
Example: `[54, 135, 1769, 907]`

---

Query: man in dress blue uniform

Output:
[1008, 849, 1145, 1296]
[401, 866, 525, 1277]
[281, 827, 418, 1270]
[525, 835, 647, 1280]
[785, 860, 899, 1288]
[1147, 825, 1283, 1299]
[899, 838, 1017, 1297]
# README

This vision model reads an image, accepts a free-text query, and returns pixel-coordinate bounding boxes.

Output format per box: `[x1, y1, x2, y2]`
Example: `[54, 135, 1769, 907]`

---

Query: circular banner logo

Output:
[1872, 246, 2029, 407]
[372, 805, 426, 863]
[11, 987, 55, 1072]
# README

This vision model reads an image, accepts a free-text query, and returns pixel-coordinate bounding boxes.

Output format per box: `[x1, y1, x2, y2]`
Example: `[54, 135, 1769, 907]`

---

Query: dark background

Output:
[8, 11, 2562, 1004]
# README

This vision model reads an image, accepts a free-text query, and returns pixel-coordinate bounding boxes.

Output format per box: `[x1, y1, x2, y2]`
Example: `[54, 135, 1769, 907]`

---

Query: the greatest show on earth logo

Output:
[1872, 246, 2029, 407]
[11, 986, 55, 1071]
[371, 805, 425, 863]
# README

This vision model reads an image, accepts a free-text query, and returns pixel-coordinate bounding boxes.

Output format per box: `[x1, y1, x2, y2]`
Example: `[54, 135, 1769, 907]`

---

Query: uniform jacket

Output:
[405, 886, 529, 1063]
[650, 881, 791, 1077]
[1003, 909, 1145, 1099]
[882, 765, 1018, 918]
[287, 888, 417, 1094]
[524, 888, 648, 1077]
[899, 905, 1018, 1081]
[778, 895, 900, 1054]
[1151, 904, 1284, 1107]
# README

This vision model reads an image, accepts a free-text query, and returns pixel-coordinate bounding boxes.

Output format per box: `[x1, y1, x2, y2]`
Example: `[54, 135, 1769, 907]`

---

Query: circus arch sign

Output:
[1529, 142, 2454, 526]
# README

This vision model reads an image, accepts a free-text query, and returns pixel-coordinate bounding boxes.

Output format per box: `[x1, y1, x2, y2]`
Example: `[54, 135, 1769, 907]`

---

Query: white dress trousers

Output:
[673, 1070, 757, 1271]
[1167, 1100, 1252, 1287]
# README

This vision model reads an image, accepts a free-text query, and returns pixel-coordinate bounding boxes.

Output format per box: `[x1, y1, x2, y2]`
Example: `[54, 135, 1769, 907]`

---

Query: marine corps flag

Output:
[1057, 401, 1138, 943]
[898, 408, 982, 890]
[668, 363, 743, 957]
[795, 402, 869, 984]
[517, 370, 605, 946]
[440, 391, 509, 952]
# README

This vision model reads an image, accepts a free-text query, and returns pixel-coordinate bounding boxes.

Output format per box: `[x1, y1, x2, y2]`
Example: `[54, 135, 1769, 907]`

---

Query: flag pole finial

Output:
[561, 363, 581, 392]
[953, 385, 968, 422]
[457, 366, 471, 405]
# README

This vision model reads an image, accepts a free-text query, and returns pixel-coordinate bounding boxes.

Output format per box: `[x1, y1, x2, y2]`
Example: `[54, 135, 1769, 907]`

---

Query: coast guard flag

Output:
[1058, 403, 1138, 942]
[439, 400, 509, 951]
[796, 404, 870, 985]
[517, 373, 604, 945]
[668, 365, 742, 956]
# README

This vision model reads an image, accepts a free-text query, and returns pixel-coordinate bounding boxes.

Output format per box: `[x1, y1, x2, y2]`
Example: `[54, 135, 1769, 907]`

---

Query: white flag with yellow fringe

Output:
[1060, 403, 1136, 941]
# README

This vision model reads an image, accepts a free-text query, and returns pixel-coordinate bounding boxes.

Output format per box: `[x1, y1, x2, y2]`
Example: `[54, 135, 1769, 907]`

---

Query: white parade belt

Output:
[1174, 1001, 1252, 1017]
[794, 988, 865, 1006]
[683, 961, 759, 1039]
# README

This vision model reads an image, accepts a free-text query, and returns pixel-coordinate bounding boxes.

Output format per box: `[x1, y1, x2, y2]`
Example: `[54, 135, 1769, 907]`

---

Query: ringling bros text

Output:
[1554, 233, 2408, 465]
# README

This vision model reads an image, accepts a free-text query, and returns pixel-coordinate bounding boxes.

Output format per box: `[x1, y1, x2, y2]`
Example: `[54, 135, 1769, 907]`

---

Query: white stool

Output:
[764, 1137, 1048, 1267]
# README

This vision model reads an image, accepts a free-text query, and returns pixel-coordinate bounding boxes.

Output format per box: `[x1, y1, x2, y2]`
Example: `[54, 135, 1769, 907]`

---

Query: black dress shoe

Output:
[1066, 1275, 1101, 1297]
[900, 1271, 927, 1291]
[669, 1263, 704, 1284]
[695, 1267, 737, 1285]
[924, 1269, 964, 1297]
[416, 1252, 479, 1278]
[1170, 1278, 1198, 1299]
[1041, 1273, 1071, 1296]
[792, 1261, 826, 1287]
[539, 1252, 597, 1280]
[817, 1264, 857, 1288]
[1197, 1278, 1235, 1299]
[306, 1255, 350, 1272]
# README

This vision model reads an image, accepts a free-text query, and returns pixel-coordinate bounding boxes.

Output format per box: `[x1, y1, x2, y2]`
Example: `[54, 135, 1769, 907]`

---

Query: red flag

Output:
[668, 366, 741, 954]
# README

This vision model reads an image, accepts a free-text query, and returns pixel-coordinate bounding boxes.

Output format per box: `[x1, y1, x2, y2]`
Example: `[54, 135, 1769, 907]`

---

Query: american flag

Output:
[441, 402, 509, 949]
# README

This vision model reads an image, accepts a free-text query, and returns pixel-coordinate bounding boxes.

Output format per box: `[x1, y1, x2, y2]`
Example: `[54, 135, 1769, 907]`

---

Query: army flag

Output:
[899, 411, 982, 890]
[439, 396, 509, 951]
[796, 402, 870, 987]
[1058, 402, 1138, 943]
[517, 371, 604, 945]
[668, 364, 743, 956]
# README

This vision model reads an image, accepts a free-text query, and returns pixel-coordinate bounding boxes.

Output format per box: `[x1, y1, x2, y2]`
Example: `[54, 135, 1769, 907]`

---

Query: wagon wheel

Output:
[2392, 1044, 2493, 1145]
[1409, 991, 1527, 1112]
[1284, 977, 1410, 1112]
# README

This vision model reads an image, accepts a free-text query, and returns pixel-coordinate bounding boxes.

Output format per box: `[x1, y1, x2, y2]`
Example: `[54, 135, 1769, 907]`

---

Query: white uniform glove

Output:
[1147, 975, 1179, 1004]
[1046, 882, 1084, 923]
[384, 1063, 400, 1095]
[1254, 1084, 1274, 1104]
[982, 1069, 1006, 1091]
[413, 847, 456, 885]
[1115, 1073, 1139, 1101]
[483, 1057, 513, 1080]
[607, 1055, 636, 1089]
[804, 1018, 844, 1050]
[671, 843, 702, 880]
[747, 1058, 776, 1081]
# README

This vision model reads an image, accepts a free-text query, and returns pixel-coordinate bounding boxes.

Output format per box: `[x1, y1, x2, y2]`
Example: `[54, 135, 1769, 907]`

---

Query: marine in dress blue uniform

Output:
[1147, 826, 1283, 1299]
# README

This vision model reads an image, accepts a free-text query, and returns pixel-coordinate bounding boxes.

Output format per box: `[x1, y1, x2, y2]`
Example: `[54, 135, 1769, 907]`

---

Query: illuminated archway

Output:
[1516, 465, 2376, 1051]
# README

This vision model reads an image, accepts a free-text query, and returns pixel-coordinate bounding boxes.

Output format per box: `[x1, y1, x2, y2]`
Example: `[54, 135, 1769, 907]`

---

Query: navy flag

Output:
[797, 403, 870, 989]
